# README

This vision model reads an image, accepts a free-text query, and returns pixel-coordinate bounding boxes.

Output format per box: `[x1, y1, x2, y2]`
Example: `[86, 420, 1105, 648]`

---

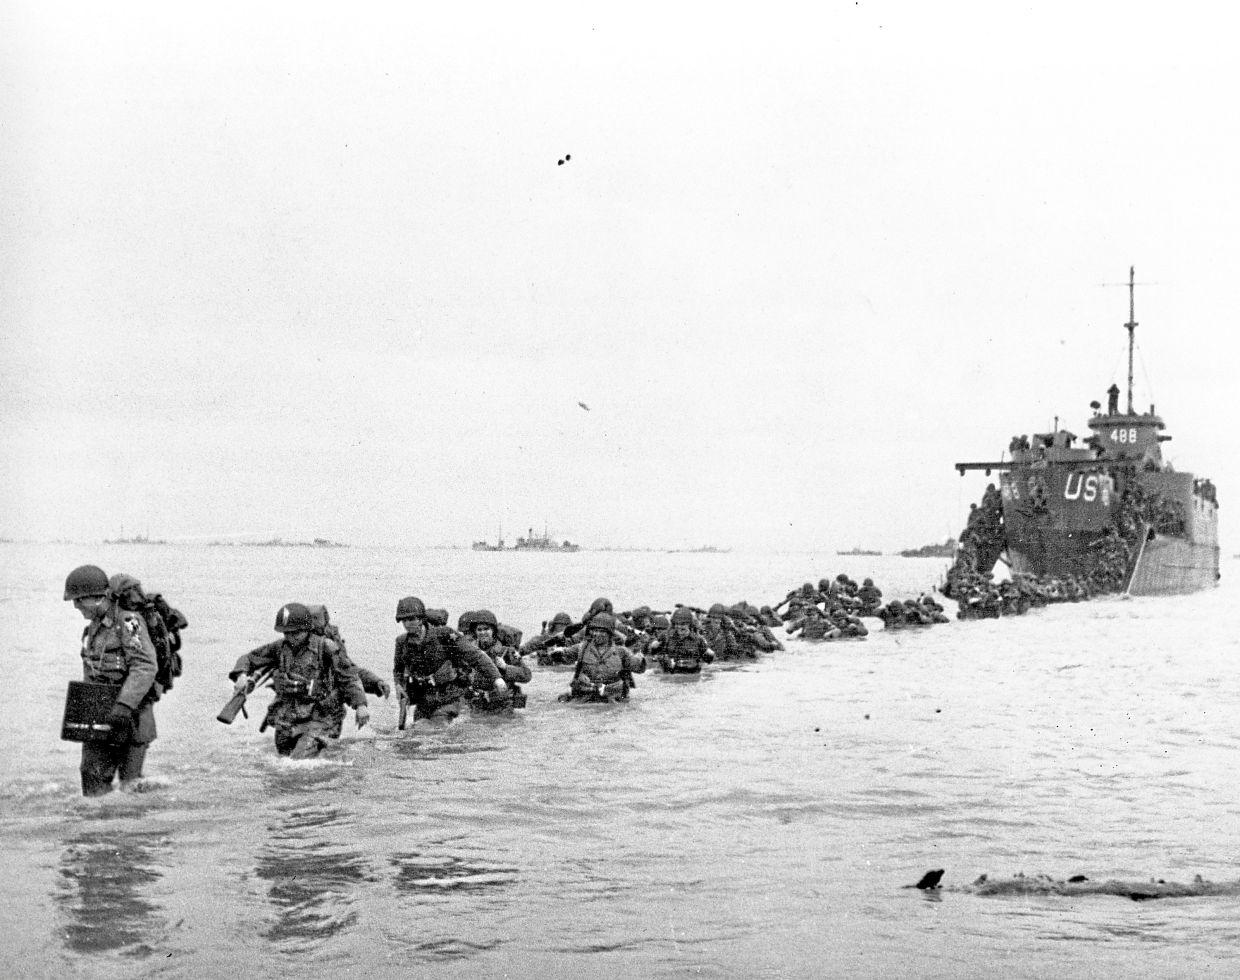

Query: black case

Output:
[61, 681, 118, 742]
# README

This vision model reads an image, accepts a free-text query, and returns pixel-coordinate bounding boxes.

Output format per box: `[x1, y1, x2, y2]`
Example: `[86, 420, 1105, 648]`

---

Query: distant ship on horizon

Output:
[898, 538, 957, 558]
[836, 545, 882, 556]
[103, 528, 166, 545]
[473, 524, 580, 552]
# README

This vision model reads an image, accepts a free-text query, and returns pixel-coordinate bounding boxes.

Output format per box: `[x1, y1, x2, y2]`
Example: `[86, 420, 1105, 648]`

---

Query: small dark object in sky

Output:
[558, 154, 572, 165]
[577, 401, 590, 412]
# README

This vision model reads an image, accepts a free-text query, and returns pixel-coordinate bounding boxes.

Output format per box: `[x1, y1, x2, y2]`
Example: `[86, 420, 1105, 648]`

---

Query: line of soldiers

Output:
[943, 485, 1006, 600]
[521, 598, 783, 672]
[877, 595, 951, 629]
[777, 575, 884, 640]
[66, 549, 1131, 798]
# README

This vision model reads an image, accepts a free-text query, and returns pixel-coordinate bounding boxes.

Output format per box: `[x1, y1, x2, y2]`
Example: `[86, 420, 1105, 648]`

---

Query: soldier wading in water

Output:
[393, 596, 507, 725]
[229, 603, 370, 758]
[560, 611, 647, 701]
[64, 564, 160, 796]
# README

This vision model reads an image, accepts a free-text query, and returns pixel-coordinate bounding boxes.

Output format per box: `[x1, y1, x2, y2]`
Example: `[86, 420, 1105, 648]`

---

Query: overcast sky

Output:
[2, 2, 1236, 552]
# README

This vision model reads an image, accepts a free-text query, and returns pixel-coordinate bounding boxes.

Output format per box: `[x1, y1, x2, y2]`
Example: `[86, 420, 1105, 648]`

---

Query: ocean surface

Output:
[2, 542, 1238, 979]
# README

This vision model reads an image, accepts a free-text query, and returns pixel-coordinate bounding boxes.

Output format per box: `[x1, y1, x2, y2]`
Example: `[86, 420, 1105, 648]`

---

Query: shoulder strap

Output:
[571, 642, 588, 684]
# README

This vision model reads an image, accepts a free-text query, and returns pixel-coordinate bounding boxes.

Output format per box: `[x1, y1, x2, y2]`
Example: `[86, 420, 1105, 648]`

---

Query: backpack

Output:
[116, 587, 188, 694]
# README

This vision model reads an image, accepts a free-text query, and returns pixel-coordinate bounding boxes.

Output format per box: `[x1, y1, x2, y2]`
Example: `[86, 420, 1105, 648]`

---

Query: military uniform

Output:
[649, 630, 713, 673]
[522, 629, 575, 665]
[702, 618, 743, 659]
[79, 603, 158, 795]
[230, 635, 367, 757]
[472, 640, 532, 712]
[564, 638, 646, 700]
[394, 627, 500, 722]
[305, 607, 389, 739]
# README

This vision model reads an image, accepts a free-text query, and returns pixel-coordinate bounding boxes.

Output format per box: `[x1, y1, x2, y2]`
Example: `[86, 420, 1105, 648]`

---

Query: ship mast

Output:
[1125, 265, 1137, 415]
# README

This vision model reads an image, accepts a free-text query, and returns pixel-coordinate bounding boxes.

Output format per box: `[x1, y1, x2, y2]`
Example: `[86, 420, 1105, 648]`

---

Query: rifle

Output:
[216, 667, 274, 724]
[398, 689, 409, 730]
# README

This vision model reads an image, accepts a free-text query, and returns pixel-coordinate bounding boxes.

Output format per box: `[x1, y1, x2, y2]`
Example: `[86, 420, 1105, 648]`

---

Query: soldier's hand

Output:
[106, 703, 135, 742]
[355, 706, 371, 729]
[232, 673, 249, 695]
[376, 680, 392, 699]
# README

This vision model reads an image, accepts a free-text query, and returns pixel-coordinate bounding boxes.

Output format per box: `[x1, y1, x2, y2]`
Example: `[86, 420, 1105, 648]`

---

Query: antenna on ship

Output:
[1124, 265, 1137, 415]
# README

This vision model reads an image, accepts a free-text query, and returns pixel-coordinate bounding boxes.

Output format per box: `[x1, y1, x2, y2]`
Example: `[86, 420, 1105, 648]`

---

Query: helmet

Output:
[671, 607, 695, 627]
[588, 612, 616, 633]
[631, 605, 651, 619]
[650, 614, 670, 630]
[818, 578, 831, 592]
[584, 597, 613, 620]
[863, 578, 874, 587]
[306, 604, 330, 632]
[708, 603, 728, 617]
[107, 572, 144, 602]
[472, 609, 498, 630]
[64, 565, 109, 601]
[550, 612, 572, 628]
[426, 608, 449, 627]
[395, 596, 426, 621]
[457, 610, 477, 632]
[274, 603, 313, 633]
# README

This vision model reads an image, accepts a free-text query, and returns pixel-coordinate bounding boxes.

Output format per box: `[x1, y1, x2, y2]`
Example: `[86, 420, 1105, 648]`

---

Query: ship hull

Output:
[1000, 463, 1218, 595]
[1124, 536, 1219, 596]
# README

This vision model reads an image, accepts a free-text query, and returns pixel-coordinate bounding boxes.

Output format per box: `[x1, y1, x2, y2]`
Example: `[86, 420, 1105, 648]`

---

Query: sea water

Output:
[2, 542, 1238, 979]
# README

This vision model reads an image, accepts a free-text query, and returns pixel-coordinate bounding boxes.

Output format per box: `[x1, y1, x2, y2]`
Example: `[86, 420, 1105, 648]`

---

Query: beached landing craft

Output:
[953, 269, 1219, 596]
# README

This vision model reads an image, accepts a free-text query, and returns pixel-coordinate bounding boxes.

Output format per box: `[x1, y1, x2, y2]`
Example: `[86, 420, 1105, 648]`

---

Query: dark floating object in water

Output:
[910, 868, 1240, 901]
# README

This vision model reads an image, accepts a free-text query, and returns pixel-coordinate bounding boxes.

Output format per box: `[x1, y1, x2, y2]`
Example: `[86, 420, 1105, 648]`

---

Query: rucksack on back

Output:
[115, 586, 188, 694]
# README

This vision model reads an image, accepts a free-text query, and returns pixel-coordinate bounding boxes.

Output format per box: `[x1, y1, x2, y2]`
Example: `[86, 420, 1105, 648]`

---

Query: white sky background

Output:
[2, 2, 1237, 551]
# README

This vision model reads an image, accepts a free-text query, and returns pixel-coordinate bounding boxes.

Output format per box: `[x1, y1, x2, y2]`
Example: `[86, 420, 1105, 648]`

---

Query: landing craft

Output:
[953, 268, 1219, 595]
